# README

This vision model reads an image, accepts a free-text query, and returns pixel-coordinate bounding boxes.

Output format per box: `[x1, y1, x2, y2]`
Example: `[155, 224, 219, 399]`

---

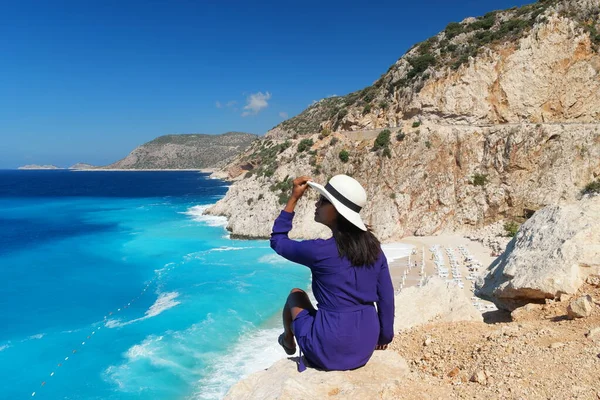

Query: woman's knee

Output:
[289, 288, 305, 295]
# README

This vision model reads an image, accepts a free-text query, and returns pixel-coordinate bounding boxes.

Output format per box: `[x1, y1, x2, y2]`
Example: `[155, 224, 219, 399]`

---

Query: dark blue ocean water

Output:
[0, 170, 310, 399]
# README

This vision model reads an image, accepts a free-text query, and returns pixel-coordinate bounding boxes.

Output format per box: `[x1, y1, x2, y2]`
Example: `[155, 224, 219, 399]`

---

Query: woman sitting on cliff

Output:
[270, 175, 395, 371]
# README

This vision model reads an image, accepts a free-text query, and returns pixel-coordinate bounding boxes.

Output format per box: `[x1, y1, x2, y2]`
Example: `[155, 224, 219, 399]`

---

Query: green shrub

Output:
[321, 128, 331, 137]
[390, 193, 396, 199]
[445, 22, 464, 39]
[406, 54, 436, 79]
[470, 13, 496, 30]
[382, 147, 392, 158]
[472, 173, 488, 186]
[330, 137, 339, 146]
[297, 138, 314, 152]
[373, 129, 391, 151]
[582, 179, 600, 195]
[339, 149, 349, 163]
[278, 192, 289, 205]
[412, 121, 421, 128]
[362, 104, 372, 115]
[245, 171, 253, 178]
[279, 140, 291, 153]
[396, 132, 406, 141]
[379, 101, 388, 109]
[504, 221, 520, 237]
[263, 168, 274, 177]
[425, 141, 432, 149]
[309, 156, 317, 166]
[247, 198, 253, 205]
[257, 193, 264, 200]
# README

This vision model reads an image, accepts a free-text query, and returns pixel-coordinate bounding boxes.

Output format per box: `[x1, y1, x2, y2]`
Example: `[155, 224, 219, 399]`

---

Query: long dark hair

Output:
[332, 213, 381, 267]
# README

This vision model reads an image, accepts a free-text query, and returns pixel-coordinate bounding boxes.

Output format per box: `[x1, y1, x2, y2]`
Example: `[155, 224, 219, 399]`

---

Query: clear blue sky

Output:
[0, 0, 533, 168]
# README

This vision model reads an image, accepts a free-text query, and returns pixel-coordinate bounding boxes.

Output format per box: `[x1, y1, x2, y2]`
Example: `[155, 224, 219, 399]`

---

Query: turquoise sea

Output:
[0, 170, 312, 399]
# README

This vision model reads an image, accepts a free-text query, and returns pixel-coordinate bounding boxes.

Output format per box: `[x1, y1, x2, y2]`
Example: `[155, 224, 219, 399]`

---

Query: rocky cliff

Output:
[103, 132, 257, 170]
[206, 0, 600, 241]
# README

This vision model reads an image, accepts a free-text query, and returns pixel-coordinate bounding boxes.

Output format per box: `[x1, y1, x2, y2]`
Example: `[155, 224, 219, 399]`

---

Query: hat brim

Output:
[307, 181, 367, 231]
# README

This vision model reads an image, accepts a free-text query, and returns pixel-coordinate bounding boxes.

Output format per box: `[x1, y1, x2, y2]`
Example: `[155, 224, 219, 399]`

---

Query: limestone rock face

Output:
[476, 196, 600, 311]
[223, 351, 409, 400]
[418, 16, 600, 124]
[206, 123, 600, 241]
[394, 277, 482, 331]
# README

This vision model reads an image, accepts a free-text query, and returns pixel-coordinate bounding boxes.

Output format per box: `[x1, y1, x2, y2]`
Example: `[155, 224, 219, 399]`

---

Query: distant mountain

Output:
[69, 163, 96, 170]
[18, 164, 61, 170]
[101, 132, 258, 170]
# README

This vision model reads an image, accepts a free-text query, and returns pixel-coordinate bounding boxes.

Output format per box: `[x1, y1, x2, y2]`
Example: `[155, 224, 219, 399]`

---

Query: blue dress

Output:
[270, 211, 395, 371]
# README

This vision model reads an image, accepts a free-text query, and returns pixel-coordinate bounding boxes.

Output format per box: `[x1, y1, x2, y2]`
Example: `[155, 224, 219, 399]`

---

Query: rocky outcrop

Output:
[103, 132, 257, 170]
[224, 276, 481, 399]
[207, 123, 600, 241]
[394, 277, 482, 331]
[476, 196, 600, 311]
[224, 351, 409, 400]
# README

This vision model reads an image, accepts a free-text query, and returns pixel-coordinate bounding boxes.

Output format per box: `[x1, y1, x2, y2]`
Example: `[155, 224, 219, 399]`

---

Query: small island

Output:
[18, 164, 62, 170]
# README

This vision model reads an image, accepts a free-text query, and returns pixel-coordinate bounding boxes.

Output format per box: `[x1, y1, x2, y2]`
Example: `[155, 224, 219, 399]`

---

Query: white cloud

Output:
[279, 111, 288, 119]
[242, 91, 271, 117]
[226, 100, 237, 107]
[215, 101, 222, 108]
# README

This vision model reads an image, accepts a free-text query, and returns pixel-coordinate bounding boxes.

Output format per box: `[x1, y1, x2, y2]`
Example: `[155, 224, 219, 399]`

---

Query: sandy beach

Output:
[383, 234, 499, 311]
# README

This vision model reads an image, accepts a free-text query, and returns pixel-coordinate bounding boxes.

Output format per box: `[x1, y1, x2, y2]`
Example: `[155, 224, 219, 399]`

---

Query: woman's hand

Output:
[290, 176, 311, 200]
[375, 344, 388, 350]
[283, 176, 312, 213]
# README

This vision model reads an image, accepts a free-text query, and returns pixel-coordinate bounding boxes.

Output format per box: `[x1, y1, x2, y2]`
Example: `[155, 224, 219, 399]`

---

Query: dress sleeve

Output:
[376, 254, 395, 345]
[270, 210, 320, 267]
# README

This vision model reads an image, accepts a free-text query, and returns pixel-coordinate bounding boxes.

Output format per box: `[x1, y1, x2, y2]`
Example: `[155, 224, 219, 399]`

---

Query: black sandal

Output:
[278, 333, 296, 355]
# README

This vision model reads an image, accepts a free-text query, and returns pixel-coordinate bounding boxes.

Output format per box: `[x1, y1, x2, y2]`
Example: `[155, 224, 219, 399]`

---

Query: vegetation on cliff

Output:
[266, 0, 600, 138]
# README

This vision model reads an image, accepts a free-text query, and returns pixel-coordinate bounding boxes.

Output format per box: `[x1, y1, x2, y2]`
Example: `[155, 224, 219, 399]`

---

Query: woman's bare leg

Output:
[282, 288, 315, 350]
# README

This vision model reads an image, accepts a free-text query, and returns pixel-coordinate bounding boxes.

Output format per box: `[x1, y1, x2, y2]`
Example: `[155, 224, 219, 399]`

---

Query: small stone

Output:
[549, 342, 565, 349]
[558, 293, 572, 302]
[586, 327, 600, 340]
[567, 295, 594, 319]
[586, 275, 600, 287]
[470, 369, 487, 385]
[447, 366, 460, 377]
[424, 337, 432, 346]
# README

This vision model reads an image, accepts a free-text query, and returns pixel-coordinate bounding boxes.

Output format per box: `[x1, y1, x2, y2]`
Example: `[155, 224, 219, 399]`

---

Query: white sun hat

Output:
[307, 174, 368, 231]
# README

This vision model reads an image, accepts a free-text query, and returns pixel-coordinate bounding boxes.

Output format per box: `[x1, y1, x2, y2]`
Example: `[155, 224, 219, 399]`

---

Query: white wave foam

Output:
[258, 254, 292, 265]
[381, 243, 415, 263]
[27, 333, 45, 340]
[106, 292, 181, 328]
[180, 205, 227, 227]
[0, 343, 10, 352]
[191, 326, 286, 400]
[210, 246, 249, 252]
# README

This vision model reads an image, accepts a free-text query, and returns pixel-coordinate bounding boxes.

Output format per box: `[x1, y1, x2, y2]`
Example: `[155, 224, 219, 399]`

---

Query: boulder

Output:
[224, 351, 409, 400]
[393, 276, 482, 331]
[567, 295, 594, 319]
[476, 196, 600, 311]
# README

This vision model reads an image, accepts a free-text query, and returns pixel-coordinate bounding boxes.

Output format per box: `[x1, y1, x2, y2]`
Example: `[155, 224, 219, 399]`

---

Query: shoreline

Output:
[14, 168, 216, 172]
